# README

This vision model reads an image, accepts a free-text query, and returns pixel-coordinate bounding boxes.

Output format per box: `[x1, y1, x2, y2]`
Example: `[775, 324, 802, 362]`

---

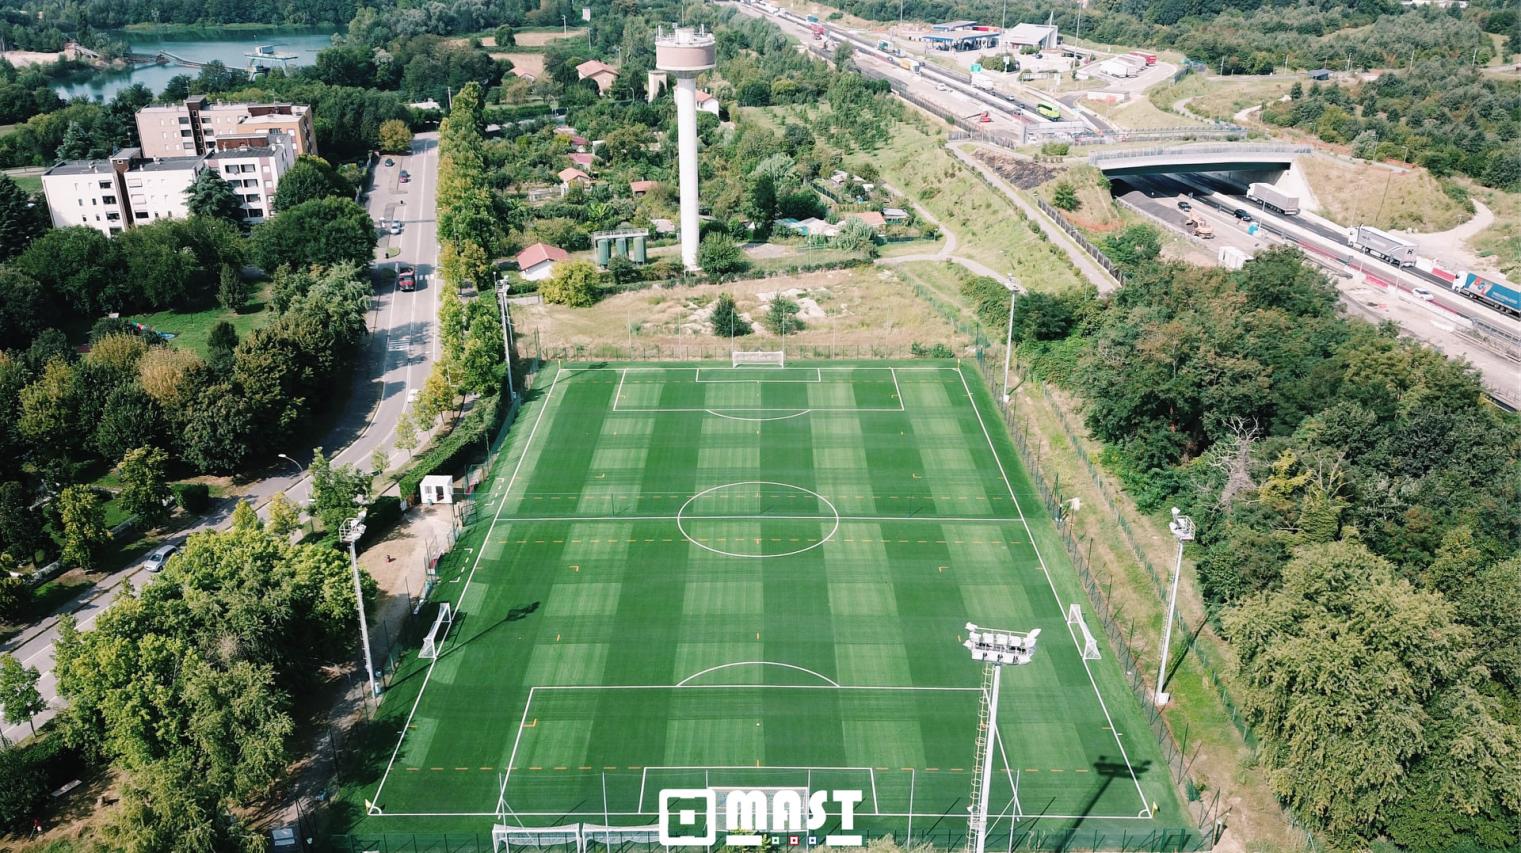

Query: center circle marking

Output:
[675, 481, 841, 559]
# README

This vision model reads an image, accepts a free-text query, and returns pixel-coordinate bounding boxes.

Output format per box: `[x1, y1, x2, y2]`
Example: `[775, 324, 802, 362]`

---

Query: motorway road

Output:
[1117, 173, 1521, 406]
[0, 132, 443, 745]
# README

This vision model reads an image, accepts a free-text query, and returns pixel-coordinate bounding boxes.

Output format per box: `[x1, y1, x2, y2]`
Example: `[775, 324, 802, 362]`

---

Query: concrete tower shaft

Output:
[655, 26, 716, 271]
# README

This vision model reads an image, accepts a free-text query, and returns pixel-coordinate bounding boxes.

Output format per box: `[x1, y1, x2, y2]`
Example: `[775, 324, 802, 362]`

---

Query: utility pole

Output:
[495, 278, 517, 401]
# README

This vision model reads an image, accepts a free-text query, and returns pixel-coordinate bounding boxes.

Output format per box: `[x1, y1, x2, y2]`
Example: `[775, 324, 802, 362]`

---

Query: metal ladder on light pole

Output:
[967, 661, 998, 848]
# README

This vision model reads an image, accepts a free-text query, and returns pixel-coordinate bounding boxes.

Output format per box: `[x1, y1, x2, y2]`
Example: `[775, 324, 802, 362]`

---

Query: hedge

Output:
[396, 387, 510, 504]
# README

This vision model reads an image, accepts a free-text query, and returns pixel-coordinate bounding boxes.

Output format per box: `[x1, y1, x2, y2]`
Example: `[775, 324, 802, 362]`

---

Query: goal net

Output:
[1066, 603, 1100, 661]
[732, 350, 785, 368]
[491, 823, 582, 853]
[419, 602, 454, 660]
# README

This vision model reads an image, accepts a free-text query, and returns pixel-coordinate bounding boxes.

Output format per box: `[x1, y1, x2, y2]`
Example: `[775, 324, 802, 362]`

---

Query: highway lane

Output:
[1119, 173, 1520, 408]
[0, 132, 444, 745]
[1147, 171, 1521, 345]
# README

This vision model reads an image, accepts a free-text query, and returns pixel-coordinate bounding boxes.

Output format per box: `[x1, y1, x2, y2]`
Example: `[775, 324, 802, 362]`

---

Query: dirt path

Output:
[1403, 198, 1500, 275]
[875, 181, 1024, 287]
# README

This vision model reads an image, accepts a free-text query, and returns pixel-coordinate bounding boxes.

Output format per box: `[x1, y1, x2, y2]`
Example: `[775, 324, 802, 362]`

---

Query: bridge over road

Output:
[1089, 143, 1311, 176]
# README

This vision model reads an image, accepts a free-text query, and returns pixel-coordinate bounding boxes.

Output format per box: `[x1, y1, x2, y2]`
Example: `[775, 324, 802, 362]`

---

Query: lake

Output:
[54, 29, 337, 102]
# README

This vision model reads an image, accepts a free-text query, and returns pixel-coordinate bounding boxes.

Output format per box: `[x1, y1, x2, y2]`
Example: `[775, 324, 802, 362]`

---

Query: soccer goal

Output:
[491, 823, 582, 853]
[1066, 603, 1101, 661]
[419, 602, 454, 660]
[732, 350, 785, 368]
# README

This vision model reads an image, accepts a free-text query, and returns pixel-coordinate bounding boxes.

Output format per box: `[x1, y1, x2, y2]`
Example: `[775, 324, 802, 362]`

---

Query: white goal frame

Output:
[1067, 603, 1100, 661]
[731, 350, 785, 368]
[419, 602, 454, 660]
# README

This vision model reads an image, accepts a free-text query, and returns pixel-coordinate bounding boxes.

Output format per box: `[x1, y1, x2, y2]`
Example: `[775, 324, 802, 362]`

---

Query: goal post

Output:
[1066, 603, 1100, 661]
[419, 602, 454, 660]
[731, 350, 785, 368]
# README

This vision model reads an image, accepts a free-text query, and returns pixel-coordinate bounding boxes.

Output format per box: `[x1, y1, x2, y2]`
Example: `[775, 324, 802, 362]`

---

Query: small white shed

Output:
[420, 474, 454, 505]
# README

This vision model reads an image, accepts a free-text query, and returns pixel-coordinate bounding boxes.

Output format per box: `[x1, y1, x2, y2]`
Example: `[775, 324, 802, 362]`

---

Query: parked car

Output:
[1176, 199, 1192, 211]
[1412, 287, 1435, 301]
[143, 543, 179, 573]
[390, 221, 403, 235]
[1233, 208, 1253, 222]
[384, 158, 395, 167]
[399, 174, 411, 183]
[376, 217, 389, 230]
[398, 266, 416, 292]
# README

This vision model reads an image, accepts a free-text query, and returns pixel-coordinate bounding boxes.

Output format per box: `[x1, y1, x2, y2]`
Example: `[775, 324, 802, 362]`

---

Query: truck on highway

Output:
[805, 13, 818, 22]
[970, 73, 992, 89]
[1349, 225, 1416, 267]
[1128, 51, 1157, 65]
[897, 56, 922, 73]
[1246, 182, 1300, 215]
[1453, 271, 1521, 318]
[1185, 215, 1214, 239]
[809, 23, 825, 39]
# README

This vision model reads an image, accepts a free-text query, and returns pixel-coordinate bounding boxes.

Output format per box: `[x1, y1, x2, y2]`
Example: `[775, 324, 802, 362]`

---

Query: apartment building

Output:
[41, 136, 295, 234]
[135, 96, 317, 159]
[40, 148, 204, 236]
[205, 143, 294, 223]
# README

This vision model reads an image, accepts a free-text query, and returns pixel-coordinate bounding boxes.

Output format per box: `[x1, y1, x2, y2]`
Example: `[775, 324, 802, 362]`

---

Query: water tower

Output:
[655, 25, 716, 271]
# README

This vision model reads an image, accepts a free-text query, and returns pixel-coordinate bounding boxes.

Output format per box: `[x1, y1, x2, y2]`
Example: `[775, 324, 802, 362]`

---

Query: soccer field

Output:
[354, 362, 1193, 847]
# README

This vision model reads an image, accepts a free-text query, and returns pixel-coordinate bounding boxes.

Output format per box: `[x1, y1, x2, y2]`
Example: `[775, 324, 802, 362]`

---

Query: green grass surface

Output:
[339, 362, 1193, 849]
[122, 286, 272, 358]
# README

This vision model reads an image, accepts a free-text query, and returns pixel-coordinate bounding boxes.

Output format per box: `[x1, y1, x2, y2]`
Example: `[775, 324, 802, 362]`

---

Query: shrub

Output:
[540, 260, 601, 307]
[1040, 142, 1070, 156]
[910, 342, 954, 358]
[762, 296, 804, 335]
[171, 482, 210, 513]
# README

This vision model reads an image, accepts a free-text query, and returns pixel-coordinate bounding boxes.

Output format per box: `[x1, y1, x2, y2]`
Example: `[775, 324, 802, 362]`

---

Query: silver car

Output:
[143, 543, 179, 573]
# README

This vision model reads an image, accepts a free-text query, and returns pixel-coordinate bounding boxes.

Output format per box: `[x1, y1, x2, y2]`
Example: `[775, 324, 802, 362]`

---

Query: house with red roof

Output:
[575, 60, 620, 95]
[695, 89, 720, 116]
[558, 166, 592, 188]
[568, 152, 596, 169]
[516, 242, 570, 281]
[629, 180, 658, 196]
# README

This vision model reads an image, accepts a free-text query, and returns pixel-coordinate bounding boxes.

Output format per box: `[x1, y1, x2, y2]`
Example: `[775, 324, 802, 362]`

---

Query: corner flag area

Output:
[339, 363, 1198, 851]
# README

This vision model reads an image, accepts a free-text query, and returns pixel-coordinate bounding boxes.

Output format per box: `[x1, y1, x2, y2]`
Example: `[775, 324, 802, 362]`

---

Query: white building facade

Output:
[206, 142, 295, 223]
[41, 148, 204, 236]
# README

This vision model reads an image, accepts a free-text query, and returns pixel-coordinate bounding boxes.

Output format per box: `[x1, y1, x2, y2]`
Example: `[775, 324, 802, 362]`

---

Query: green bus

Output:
[1036, 101, 1061, 119]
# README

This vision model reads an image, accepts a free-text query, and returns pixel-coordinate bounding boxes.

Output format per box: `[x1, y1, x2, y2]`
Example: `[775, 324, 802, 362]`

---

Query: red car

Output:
[398, 267, 416, 292]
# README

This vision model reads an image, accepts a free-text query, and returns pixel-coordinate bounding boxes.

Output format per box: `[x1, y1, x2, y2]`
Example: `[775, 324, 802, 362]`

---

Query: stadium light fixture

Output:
[1155, 508, 1195, 707]
[340, 512, 381, 698]
[495, 276, 517, 401]
[963, 622, 1040, 853]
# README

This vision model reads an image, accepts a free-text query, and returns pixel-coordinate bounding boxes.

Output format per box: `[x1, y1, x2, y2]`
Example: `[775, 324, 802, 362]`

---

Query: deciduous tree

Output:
[185, 169, 242, 222]
[116, 446, 173, 529]
[540, 259, 601, 307]
[57, 485, 109, 570]
[0, 654, 45, 736]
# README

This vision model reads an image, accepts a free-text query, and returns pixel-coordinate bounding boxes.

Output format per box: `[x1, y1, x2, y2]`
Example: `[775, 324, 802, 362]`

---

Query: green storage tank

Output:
[595, 238, 610, 267]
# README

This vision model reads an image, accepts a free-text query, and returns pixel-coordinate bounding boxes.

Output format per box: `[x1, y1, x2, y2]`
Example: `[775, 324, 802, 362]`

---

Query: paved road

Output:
[0, 132, 443, 744]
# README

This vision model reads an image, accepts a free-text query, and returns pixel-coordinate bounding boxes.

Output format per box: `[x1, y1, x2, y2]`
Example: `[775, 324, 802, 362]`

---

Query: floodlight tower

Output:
[655, 24, 716, 271]
[963, 623, 1041, 853]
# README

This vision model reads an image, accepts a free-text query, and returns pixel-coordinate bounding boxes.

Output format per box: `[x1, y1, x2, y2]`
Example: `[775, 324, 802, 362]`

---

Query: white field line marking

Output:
[613, 367, 626, 410]
[694, 367, 822, 383]
[616, 405, 905, 413]
[486, 514, 1026, 524]
[500, 685, 538, 813]
[675, 661, 840, 687]
[529, 684, 981, 692]
[890, 366, 904, 408]
[704, 409, 814, 422]
[371, 810, 1157, 820]
[370, 366, 565, 806]
[955, 364, 1152, 818]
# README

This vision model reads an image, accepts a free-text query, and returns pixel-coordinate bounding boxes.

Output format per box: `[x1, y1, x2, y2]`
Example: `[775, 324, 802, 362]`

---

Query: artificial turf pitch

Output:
[355, 362, 1190, 843]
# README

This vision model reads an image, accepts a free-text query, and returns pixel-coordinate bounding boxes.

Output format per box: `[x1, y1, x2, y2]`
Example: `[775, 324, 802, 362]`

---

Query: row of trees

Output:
[409, 81, 509, 450]
[1008, 242, 1520, 848]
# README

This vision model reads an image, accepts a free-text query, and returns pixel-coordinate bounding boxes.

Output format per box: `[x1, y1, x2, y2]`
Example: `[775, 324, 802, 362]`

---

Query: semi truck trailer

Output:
[1349, 225, 1416, 267]
[1453, 271, 1521, 318]
[1246, 182, 1300, 215]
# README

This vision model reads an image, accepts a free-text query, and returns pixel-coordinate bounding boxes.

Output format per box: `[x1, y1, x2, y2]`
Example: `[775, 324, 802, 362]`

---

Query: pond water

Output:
[54, 29, 337, 102]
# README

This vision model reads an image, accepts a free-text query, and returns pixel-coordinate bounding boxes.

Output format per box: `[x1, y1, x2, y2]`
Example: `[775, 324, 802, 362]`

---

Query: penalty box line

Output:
[604, 366, 909, 414]
[502, 682, 980, 812]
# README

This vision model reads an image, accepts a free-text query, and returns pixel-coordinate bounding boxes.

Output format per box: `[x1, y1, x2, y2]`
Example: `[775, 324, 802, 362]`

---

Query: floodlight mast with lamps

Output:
[963, 622, 1041, 853]
[1155, 507, 1194, 706]
[340, 511, 381, 698]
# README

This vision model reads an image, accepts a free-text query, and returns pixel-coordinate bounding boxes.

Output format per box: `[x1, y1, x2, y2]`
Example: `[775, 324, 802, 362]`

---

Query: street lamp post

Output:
[276, 453, 303, 476]
[1155, 507, 1194, 706]
[340, 512, 381, 698]
[963, 622, 1040, 853]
